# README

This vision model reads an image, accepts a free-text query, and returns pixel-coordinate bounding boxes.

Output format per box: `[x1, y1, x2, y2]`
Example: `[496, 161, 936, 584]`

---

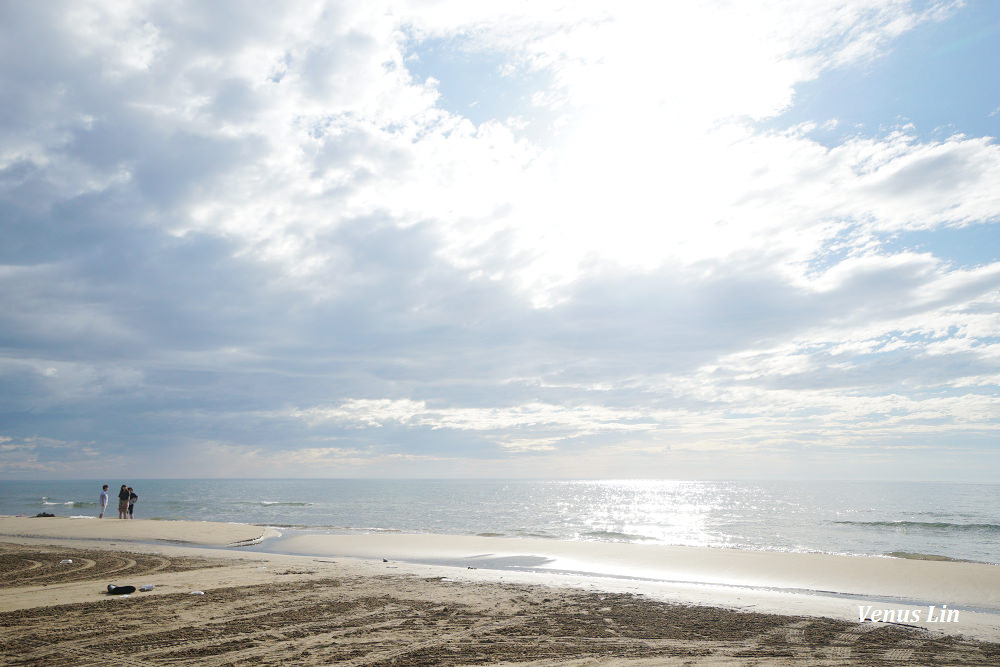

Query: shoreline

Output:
[11, 513, 997, 565]
[2, 517, 999, 640]
[6, 478, 998, 567]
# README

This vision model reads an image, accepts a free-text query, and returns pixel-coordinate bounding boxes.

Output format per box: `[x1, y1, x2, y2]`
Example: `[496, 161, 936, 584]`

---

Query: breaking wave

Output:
[835, 520, 1000, 533]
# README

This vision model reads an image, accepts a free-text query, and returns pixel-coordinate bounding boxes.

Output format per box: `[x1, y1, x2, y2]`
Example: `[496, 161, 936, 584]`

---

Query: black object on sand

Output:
[107, 585, 136, 595]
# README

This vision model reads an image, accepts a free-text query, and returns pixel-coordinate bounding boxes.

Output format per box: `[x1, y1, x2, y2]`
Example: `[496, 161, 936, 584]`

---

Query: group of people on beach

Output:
[98, 484, 138, 519]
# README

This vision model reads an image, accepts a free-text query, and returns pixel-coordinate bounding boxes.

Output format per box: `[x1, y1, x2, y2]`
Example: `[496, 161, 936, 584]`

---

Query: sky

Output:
[1, 0, 999, 481]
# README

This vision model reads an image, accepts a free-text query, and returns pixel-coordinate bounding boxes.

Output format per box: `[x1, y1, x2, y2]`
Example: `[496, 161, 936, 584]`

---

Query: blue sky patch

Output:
[765, 3, 1000, 144]
[405, 34, 552, 131]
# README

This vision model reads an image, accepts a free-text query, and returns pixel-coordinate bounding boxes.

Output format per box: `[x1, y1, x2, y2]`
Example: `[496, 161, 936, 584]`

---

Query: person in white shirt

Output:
[98, 484, 109, 519]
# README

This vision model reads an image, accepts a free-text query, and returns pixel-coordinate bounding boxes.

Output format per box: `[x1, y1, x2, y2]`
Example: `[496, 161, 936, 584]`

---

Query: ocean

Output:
[2, 479, 997, 564]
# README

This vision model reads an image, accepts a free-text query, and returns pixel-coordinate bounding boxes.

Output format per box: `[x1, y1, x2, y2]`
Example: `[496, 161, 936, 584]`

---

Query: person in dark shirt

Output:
[128, 487, 138, 519]
[118, 484, 130, 519]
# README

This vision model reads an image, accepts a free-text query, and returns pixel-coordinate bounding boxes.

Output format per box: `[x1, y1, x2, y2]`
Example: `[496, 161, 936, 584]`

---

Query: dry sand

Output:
[1, 517, 998, 666]
[0, 516, 275, 547]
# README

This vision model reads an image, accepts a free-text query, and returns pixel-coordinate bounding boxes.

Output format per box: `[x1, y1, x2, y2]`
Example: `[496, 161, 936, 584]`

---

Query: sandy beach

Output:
[1, 517, 998, 665]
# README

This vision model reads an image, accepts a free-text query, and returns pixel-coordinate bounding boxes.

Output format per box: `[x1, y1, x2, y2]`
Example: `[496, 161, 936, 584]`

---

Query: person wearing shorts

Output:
[118, 484, 129, 519]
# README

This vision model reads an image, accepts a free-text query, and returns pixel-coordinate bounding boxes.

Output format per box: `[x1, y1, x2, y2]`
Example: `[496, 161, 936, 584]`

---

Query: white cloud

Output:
[1, 0, 997, 479]
[0, 435, 109, 476]
[285, 399, 656, 435]
[15, 0, 980, 304]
